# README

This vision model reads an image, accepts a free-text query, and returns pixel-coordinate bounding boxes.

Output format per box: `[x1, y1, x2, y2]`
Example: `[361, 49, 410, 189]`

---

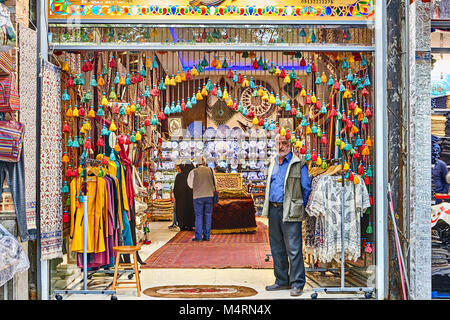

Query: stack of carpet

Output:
[135, 200, 149, 243]
[148, 199, 173, 221]
[432, 219, 450, 293]
[432, 114, 447, 137]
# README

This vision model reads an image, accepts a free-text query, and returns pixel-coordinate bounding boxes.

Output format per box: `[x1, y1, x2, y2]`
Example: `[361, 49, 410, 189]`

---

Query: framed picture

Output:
[278, 117, 294, 132]
[168, 117, 182, 137]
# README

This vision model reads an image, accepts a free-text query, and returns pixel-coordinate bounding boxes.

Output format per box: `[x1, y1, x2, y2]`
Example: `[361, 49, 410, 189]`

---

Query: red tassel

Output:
[290, 107, 297, 116]
[315, 100, 321, 110]
[144, 118, 151, 126]
[341, 113, 348, 122]
[365, 107, 372, 118]
[84, 139, 92, 150]
[65, 167, 73, 177]
[285, 130, 291, 140]
[300, 57, 306, 67]
[311, 63, 317, 73]
[118, 134, 126, 145]
[131, 73, 137, 84]
[113, 104, 120, 114]
[248, 108, 255, 118]
[101, 156, 109, 166]
[346, 119, 353, 130]
[158, 110, 166, 121]
[96, 137, 105, 147]
[300, 145, 307, 154]
[150, 87, 159, 97]
[136, 73, 143, 83]
[349, 100, 356, 110]
[358, 164, 364, 175]
[349, 170, 354, 181]
[305, 95, 312, 105]
[63, 122, 71, 133]
[279, 68, 286, 79]
[294, 79, 302, 89]
[238, 73, 244, 84]
[140, 97, 145, 106]
[227, 69, 233, 78]
[181, 101, 187, 112]
[63, 212, 69, 223]
[66, 77, 74, 87]
[252, 59, 259, 69]
[311, 151, 317, 162]
[361, 87, 369, 96]
[330, 107, 337, 117]
[211, 86, 218, 96]
[369, 194, 374, 206]
[364, 176, 370, 185]
[185, 70, 193, 80]
[320, 135, 327, 144]
[109, 57, 117, 68]
[353, 152, 361, 161]
[233, 100, 238, 111]
[81, 61, 89, 73]
[78, 108, 86, 117]
[333, 80, 340, 91]
[258, 117, 264, 126]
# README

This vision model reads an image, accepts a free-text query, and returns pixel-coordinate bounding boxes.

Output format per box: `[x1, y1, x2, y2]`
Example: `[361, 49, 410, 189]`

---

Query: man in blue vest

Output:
[262, 134, 311, 296]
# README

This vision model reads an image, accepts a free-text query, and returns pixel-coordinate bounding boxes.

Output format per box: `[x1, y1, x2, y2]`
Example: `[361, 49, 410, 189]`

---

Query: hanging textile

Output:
[18, 23, 38, 232]
[40, 60, 63, 260]
[305, 174, 371, 263]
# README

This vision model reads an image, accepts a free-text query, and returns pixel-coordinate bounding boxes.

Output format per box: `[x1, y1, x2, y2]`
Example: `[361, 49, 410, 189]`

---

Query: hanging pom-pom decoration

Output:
[62, 89, 70, 101]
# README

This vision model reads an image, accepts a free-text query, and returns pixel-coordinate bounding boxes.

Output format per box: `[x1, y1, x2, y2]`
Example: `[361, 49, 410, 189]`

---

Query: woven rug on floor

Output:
[143, 285, 258, 298]
[142, 221, 273, 269]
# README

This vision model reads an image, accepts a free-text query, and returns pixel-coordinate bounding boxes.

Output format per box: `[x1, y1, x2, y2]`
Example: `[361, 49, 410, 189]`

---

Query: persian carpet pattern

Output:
[143, 222, 272, 269]
[40, 60, 63, 260]
[18, 23, 37, 231]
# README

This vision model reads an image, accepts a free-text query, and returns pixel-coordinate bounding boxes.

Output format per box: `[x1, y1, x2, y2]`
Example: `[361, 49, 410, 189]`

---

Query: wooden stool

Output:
[112, 243, 143, 297]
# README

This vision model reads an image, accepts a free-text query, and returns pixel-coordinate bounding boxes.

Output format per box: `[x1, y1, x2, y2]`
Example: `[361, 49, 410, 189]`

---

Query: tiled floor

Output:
[63, 217, 367, 300]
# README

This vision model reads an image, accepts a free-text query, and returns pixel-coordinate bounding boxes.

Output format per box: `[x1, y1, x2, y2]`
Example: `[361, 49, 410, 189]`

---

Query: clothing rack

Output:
[54, 154, 118, 300]
[311, 156, 374, 299]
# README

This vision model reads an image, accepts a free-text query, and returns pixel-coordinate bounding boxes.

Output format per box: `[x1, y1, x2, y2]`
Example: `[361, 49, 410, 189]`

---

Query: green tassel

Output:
[66, 195, 71, 206]
[366, 222, 373, 234]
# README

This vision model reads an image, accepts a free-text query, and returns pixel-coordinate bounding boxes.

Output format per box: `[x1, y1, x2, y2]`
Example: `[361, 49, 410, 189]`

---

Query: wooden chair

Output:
[111, 243, 143, 297]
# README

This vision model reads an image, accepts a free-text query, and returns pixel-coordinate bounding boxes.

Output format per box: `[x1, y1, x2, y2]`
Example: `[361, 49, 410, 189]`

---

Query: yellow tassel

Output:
[357, 112, 364, 122]
[344, 161, 350, 171]
[126, 106, 131, 115]
[347, 52, 355, 63]
[62, 60, 69, 72]
[242, 78, 249, 88]
[180, 71, 186, 81]
[72, 107, 79, 117]
[119, 76, 126, 86]
[170, 76, 176, 86]
[196, 90, 204, 100]
[109, 121, 117, 132]
[88, 108, 95, 118]
[201, 86, 208, 96]
[362, 145, 370, 156]
[175, 73, 182, 83]
[295, 140, 302, 149]
[306, 32, 312, 43]
[62, 154, 69, 163]
[261, 91, 269, 101]
[191, 66, 199, 77]
[305, 125, 312, 135]
[311, 94, 317, 104]
[223, 88, 229, 100]
[130, 103, 136, 113]
[97, 76, 105, 87]
[102, 96, 109, 107]
[258, 87, 265, 97]
[66, 107, 73, 117]
[280, 127, 286, 136]
[283, 75, 291, 84]
[146, 57, 152, 69]
[353, 175, 360, 185]
[351, 125, 359, 134]
[114, 143, 121, 152]
[366, 136, 373, 147]
[215, 60, 222, 69]
[135, 131, 142, 141]
[85, 121, 91, 131]
[300, 87, 306, 97]
[96, 153, 103, 161]
[336, 52, 345, 61]
[354, 106, 362, 116]
[269, 93, 276, 104]
[227, 98, 233, 107]
[252, 116, 258, 125]
[340, 141, 346, 150]
[164, 75, 171, 86]
[78, 165, 83, 175]
[275, 66, 281, 76]
[316, 156, 322, 166]
[321, 72, 327, 83]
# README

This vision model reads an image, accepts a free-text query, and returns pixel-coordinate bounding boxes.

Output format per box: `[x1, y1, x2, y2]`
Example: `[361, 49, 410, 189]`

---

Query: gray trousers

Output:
[0, 151, 36, 242]
[268, 203, 306, 289]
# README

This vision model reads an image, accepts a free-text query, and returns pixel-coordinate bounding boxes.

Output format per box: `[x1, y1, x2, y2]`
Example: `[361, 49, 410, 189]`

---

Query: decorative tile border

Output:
[49, 1, 374, 21]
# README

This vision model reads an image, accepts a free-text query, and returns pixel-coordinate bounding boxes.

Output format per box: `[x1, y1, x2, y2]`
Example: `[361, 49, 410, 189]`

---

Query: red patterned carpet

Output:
[142, 222, 273, 269]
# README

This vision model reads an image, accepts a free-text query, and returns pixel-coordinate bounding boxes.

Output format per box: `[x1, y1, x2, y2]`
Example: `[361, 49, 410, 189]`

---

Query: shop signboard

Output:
[48, 0, 374, 22]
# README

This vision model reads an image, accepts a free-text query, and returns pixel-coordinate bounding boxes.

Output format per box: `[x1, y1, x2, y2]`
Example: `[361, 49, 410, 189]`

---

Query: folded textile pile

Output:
[148, 199, 173, 220]
[432, 220, 450, 282]
[432, 115, 447, 137]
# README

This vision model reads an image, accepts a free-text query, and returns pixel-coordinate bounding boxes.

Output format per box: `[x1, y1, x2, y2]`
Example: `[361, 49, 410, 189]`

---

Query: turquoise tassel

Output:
[90, 75, 97, 87]
[62, 89, 70, 101]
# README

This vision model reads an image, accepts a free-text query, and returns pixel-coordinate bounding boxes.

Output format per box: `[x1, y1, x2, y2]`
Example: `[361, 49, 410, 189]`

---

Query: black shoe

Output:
[290, 287, 303, 296]
[265, 284, 291, 291]
[202, 238, 210, 241]
[192, 238, 202, 242]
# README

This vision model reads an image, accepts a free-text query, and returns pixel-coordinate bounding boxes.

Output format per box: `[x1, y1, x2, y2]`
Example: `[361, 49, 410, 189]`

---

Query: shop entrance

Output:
[47, 21, 378, 299]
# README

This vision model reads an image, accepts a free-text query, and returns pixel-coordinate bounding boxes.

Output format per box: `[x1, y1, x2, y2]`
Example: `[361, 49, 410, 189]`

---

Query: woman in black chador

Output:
[173, 163, 195, 230]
